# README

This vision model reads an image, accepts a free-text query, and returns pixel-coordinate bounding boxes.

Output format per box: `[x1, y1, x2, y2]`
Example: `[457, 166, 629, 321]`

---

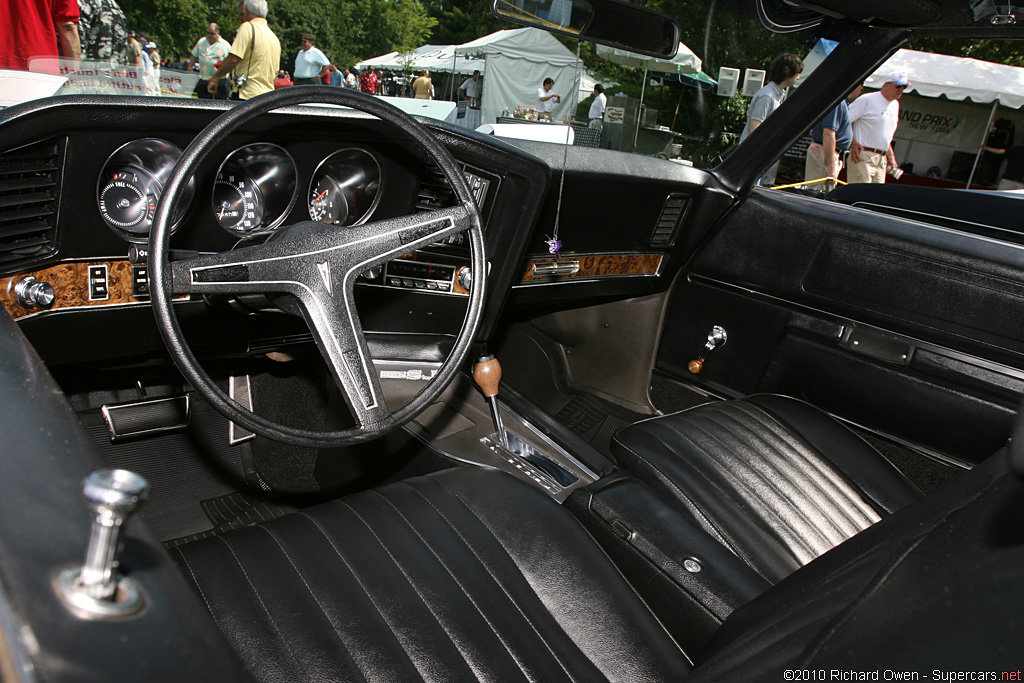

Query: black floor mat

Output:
[553, 393, 644, 458]
[83, 403, 251, 544]
[164, 492, 299, 548]
[650, 372, 717, 414]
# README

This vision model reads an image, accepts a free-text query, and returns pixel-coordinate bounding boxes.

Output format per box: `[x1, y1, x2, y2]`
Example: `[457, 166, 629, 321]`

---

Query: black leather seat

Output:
[611, 394, 921, 582]
[173, 467, 692, 682]
[174, 444, 1024, 681]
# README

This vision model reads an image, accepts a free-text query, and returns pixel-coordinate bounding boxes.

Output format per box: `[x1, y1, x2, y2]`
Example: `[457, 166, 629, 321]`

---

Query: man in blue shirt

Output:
[805, 85, 862, 191]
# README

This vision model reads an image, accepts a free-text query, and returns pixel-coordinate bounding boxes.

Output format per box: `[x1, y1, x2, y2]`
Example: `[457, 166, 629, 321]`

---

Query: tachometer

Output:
[308, 177, 348, 224]
[308, 148, 381, 226]
[213, 171, 264, 233]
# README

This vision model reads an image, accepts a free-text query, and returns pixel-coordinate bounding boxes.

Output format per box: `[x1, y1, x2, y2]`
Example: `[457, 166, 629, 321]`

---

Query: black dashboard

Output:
[1, 95, 723, 370]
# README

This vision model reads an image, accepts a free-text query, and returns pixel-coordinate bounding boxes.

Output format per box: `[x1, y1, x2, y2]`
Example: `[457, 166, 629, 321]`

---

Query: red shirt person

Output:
[359, 67, 378, 94]
[0, 0, 81, 73]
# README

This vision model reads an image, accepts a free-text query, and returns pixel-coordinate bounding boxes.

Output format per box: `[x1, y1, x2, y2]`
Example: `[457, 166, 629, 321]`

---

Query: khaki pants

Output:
[804, 143, 842, 191]
[847, 149, 887, 184]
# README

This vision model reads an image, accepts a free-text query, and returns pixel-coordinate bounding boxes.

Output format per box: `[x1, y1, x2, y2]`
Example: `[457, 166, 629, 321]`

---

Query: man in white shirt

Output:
[537, 77, 560, 120]
[847, 71, 908, 183]
[460, 70, 481, 109]
[293, 33, 329, 85]
[588, 83, 606, 131]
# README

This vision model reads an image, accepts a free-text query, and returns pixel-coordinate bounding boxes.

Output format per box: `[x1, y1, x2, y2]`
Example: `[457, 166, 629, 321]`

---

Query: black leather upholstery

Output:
[174, 466, 691, 683]
[611, 394, 921, 582]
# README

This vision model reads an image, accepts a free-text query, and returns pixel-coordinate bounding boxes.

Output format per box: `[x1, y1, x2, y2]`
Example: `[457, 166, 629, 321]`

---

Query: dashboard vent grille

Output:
[0, 139, 62, 268]
[416, 161, 490, 213]
[416, 161, 456, 213]
[651, 194, 690, 246]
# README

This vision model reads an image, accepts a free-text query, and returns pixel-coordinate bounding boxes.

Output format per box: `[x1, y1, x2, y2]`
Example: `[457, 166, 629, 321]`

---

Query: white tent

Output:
[357, 45, 486, 77]
[454, 28, 588, 125]
[867, 49, 1024, 185]
[868, 49, 1024, 108]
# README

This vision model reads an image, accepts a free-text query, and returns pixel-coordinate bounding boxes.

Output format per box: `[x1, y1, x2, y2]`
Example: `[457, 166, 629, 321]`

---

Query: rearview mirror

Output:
[492, 0, 682, 59]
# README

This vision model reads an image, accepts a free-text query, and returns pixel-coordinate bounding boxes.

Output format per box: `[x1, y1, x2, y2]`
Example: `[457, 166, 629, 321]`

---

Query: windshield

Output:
[2, 0, 1022, 194]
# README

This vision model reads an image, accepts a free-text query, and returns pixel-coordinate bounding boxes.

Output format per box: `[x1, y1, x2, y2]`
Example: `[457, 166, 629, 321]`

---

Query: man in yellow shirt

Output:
[412, 69, 433, 99]
[207, 0, 281, 100]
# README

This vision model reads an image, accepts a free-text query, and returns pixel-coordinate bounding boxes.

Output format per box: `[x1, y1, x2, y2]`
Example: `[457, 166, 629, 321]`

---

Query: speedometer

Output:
[211, 143, 296, 236]
[213, 171, 264, 233]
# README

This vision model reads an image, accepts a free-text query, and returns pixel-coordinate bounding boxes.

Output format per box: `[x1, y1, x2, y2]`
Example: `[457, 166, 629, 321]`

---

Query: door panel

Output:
[657, 191, 1024, 465]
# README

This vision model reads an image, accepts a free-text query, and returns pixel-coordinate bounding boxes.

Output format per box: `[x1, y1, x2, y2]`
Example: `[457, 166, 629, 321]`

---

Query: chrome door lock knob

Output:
[80, 469, 149, 600]
[57, 469, 149, 618]
[14, 276, 55, 309]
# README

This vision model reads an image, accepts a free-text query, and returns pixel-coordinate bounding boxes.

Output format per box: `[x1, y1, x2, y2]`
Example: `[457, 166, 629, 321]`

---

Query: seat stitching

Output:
[215, 535, 306, 675]
[256, 525, 368, 682]
[729, 402, 882, 526]
[691, 410, 864, 543]
[429, 477, 695, 669]
[296, 511, 428, 683]
[619, 420, 792, 568]
[666, 412, 837, 561]
[389, 483, 584, 683]
[333, 497, 496, 683]
[173, 546, 219, 622]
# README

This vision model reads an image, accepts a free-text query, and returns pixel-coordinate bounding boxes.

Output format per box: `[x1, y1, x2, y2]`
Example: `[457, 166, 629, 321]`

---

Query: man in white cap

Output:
[847, 71, 908, 183]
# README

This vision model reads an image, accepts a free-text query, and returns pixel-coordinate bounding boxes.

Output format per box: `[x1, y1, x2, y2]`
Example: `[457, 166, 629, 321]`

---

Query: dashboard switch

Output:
[132, 265, 149, 297]
[88, 265, 109, 301]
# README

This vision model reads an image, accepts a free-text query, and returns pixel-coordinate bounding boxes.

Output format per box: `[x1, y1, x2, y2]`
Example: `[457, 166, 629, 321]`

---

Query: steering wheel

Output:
[148, 87, 486, 448]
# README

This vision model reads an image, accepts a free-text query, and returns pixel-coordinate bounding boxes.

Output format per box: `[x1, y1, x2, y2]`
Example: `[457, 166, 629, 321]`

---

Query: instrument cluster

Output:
[96, 139, 384, 242]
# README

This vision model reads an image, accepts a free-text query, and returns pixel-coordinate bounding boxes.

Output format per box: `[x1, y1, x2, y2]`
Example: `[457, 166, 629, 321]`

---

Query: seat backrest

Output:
[690, 447, 1024, 679]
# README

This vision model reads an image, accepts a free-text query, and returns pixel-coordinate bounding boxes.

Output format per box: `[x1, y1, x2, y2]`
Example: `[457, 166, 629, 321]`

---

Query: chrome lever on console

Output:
[56, 468, 149, 618]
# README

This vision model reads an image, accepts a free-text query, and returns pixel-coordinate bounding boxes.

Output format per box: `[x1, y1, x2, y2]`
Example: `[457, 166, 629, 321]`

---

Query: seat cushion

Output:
[611, 394, 921, 583]
[173, 467, 690, 683]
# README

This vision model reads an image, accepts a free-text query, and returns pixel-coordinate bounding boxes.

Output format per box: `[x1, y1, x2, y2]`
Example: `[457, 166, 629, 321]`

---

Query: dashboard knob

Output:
[457, 266, 473, 291]
[14, 276, 55, 309]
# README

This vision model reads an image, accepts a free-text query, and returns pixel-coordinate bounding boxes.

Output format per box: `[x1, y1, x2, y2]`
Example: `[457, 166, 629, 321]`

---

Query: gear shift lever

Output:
[473, 355, 508, 449]
[57, 468, 149, 618]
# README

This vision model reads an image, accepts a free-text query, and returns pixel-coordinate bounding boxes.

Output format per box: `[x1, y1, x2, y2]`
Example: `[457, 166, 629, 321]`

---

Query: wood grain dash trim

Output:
[2, 260, 146, 319]
[519, 253, 662, 284]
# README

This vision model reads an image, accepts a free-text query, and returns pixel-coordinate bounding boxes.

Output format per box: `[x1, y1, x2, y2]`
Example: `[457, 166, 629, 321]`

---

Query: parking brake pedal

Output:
[101, 395, 190, 442]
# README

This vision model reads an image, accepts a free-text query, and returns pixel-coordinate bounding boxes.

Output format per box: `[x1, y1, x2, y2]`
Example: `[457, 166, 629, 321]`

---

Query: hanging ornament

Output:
[544, 235, 562, 260]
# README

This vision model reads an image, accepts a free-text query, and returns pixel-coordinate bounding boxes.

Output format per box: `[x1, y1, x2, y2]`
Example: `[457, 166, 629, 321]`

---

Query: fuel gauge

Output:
[98, 168, 158, 232]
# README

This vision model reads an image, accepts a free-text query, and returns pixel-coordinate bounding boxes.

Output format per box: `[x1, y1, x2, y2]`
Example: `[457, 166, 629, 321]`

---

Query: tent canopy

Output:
[869, 48, 1024, 108]
[454, 27, 579, 67]
[594, 42, 701, 74]
[357, 45, 485, 75]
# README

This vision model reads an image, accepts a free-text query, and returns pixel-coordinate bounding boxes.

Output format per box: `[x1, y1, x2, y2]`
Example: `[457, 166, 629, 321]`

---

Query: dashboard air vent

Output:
[650, 194, 690, 246]
[0, 139, 62, 268]
[416, 161, 490, 213]
[416, 161, 456, 213]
